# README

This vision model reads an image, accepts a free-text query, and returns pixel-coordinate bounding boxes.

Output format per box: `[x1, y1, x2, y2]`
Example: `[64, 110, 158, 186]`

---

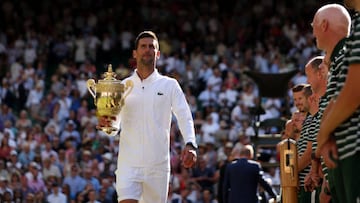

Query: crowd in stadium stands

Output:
[0, 0, 331, 202]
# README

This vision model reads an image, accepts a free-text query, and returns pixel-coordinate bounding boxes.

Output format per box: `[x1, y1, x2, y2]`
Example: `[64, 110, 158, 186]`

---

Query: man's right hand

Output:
[96, 116, 116, 129]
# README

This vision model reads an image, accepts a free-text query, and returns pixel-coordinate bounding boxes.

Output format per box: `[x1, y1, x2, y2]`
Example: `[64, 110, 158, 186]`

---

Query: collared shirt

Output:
[315, 37, 347, 181]
[297, 113, 315, 186]
[47, 192, 67, 203]
[117, 69, 196, 169]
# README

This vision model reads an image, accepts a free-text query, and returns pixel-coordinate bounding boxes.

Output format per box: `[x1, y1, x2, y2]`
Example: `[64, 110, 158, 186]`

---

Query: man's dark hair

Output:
[303, 85, 312, 98]
[292, 84, 307, 93]
[134, 31, 159, 49]
[292, 84, 312, 98]
[308, 56, 324, 71]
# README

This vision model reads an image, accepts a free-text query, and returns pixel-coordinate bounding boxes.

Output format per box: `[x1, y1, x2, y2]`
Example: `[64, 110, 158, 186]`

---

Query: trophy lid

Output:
[102, 64, 117, 81]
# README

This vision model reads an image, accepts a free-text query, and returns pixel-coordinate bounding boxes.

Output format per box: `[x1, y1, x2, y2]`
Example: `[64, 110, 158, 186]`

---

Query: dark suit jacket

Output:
[223, 158, 277, 203]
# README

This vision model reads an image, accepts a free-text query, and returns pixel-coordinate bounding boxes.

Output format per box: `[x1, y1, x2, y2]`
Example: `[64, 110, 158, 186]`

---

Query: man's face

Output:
[292, 112, 306, 132]
[312, 14, 324, 50]
[305, 66, 318, 93]
[283, 121, 295, 139]
[293, 90, 309, 112]
[133, 37, 160, 67]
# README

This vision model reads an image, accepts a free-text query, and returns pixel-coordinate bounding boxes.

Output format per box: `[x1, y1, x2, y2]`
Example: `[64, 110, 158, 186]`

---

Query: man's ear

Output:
[319, 66, 327, 79]
[321, 19, 329, 32]
[156, 50, 161, 60]
[132, 50, 137, 58]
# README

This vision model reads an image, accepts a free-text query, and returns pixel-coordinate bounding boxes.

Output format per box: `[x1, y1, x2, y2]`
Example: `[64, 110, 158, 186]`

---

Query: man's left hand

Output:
[181, 146, 197, 168]
[319, 138, 338, 169]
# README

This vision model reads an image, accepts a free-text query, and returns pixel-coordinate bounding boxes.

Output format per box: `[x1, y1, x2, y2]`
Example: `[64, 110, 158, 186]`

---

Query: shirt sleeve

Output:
[171, 80, 197, 148]
[348, 15, 360, 64]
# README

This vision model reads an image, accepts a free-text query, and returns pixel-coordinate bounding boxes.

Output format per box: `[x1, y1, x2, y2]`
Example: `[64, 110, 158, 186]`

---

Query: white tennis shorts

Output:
[115, 165, 170, 203]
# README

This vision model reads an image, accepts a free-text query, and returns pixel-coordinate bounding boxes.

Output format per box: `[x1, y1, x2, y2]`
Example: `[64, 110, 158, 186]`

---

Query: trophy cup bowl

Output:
[87, 64, 133, 135]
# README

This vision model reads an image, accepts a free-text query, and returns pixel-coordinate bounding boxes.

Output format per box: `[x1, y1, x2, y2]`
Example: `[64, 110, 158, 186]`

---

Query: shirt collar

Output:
[134, 68, 160, 83]
[330, 37, 347, 63]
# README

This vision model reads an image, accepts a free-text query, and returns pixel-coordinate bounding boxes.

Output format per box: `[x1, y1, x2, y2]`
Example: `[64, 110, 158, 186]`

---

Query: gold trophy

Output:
[87, 64, 133, 135]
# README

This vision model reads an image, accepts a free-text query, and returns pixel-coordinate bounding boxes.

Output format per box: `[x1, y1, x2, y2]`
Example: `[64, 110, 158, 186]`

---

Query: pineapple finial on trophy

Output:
[103, 64, 117, 80]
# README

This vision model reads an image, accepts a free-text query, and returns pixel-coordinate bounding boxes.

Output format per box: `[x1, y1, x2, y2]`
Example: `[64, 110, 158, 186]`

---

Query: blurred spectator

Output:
[8, 171, 22, 191]
[63, 165, 86, 200]
[206, 67, 223, 93]
[198, 189, 217, 203]
[73, 191, 86, 203]
[2, 190, 13, 203]
[86, 188, 100, 203]
[15, 110, 32, 132]
[8, 150, 22, 173]
[42, 157, 62, 183]
[83, 168, 101, 194]
[230, 101, 250, 129]
[198, 85, 218, 109]
[0, 135, 13, 160]
[201, 116, 220, 144]
[26, 165, 46, 195]
[46, 182, 67, 203]
[61, 183, 72, 202]
[60, 120, 81, 148]
[0, 80, 17, 110]
[41, 141, 59, 161]
[13, 188, 23, 203]
[167, 182, 182, 203]
[203, 142, 218, 170]
[18, 143, 36, 167]
[191, 156, 216, 193]
[99, 178, 115, 203]
[240, 83, 258, 108]
[0, 160, 9, 180]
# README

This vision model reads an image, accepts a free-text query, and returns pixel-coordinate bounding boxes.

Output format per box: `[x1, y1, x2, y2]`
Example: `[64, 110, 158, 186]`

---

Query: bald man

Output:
[223, 145, 277, 203]
[312, 3, 360, 203]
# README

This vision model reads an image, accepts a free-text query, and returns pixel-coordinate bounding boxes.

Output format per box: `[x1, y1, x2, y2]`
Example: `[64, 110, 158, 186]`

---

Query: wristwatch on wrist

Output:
[186, 142, 198, 150]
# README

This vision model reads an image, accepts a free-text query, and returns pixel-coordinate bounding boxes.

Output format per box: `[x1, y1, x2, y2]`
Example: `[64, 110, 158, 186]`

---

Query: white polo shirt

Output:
[116, 69, 196, 169]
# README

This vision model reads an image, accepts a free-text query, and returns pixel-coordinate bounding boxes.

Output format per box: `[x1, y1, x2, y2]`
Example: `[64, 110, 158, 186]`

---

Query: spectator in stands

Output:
[63, 164, 86, 201]
[0, 135, 12, 160]
[42, 157, 62, 183]
[46, 182, 67, 203]
[191, 156, 216, 194]
[83, 168, 101, 195]
[18, 143, 35, 167]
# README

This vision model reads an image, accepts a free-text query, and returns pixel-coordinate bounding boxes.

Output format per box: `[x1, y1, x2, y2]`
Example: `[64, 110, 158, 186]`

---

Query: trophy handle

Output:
[87, 79, 96, 98]
[120, 80, 134, 106]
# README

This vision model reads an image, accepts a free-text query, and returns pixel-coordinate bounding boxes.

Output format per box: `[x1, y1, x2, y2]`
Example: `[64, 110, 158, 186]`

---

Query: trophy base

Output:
[99, 126, 118, 136]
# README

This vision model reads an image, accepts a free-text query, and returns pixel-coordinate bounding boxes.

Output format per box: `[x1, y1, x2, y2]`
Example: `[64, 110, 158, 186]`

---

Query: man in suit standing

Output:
[223, 145, 277, 203]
